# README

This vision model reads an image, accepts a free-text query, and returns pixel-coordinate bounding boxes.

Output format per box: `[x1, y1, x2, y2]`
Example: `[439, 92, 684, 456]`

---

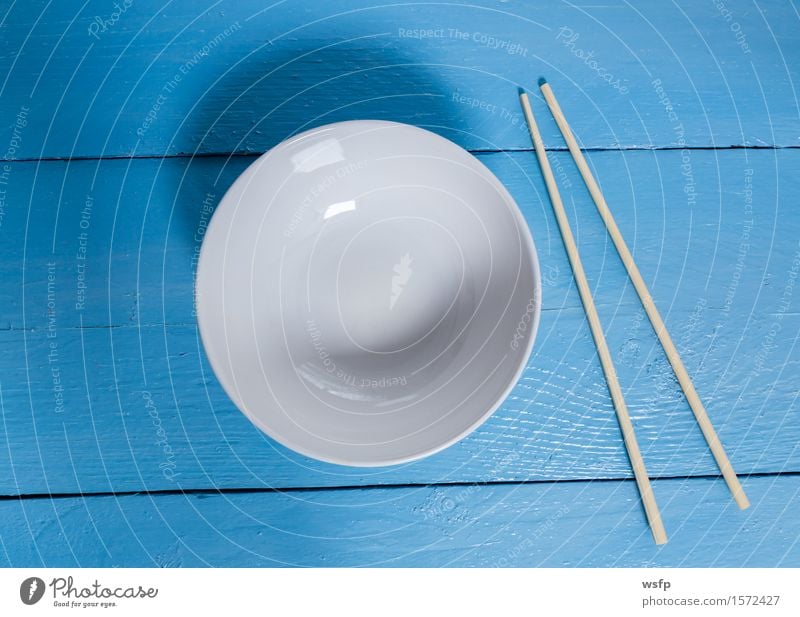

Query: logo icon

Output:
[20, 577, 45, 605]
[390, 253, 413, 310]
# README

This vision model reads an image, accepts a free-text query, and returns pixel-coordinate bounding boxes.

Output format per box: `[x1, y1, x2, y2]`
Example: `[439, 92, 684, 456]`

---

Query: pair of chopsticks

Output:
[519, 79, 749, 545]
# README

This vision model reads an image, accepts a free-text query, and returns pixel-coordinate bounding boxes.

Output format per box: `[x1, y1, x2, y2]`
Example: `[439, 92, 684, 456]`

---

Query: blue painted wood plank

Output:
[1, 149, 798, 495]
[3, 149, 798, 331]
[0, 0, 798, 160]
[1, 475, 797, 567]
[1, 308, 796, 495]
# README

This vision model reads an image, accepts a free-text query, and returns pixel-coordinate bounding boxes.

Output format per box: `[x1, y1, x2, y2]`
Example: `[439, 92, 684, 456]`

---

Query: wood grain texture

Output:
[1, 475, 798, 567]
[0, 0, 798, 160]
[1, 0, 799, 567]
[1, 149, 797, 495]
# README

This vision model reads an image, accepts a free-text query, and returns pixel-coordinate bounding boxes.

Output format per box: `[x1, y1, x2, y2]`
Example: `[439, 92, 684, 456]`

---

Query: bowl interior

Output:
[196, 120, 540, 466]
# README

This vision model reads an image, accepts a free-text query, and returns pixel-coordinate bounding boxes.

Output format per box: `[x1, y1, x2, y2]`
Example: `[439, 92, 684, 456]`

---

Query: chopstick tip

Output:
[736, 492, 751, 510]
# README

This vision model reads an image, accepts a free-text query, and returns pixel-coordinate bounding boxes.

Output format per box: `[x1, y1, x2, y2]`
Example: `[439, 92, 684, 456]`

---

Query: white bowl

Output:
[196, 120, 541, 466]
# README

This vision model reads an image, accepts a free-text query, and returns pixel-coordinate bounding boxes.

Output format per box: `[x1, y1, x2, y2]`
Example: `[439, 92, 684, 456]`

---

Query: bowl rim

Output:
[196, 119, 542, 467]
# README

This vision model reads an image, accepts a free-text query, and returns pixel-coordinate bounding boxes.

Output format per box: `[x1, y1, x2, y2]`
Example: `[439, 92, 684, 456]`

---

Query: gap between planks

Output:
[1, 471, 795, 502]
[1, 143, 798, 165]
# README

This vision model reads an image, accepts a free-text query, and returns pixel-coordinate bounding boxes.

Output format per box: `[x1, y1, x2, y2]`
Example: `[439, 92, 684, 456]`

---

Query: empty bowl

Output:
[196, 120, 540, 466]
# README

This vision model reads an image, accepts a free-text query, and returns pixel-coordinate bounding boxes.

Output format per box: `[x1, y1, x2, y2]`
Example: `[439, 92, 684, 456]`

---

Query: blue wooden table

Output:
[1, 0, 798, 567]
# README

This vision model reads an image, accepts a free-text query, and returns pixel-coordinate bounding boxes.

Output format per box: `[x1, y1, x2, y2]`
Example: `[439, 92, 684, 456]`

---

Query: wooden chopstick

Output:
[538, 79, 750, 510]
[519, 90, 668, 545]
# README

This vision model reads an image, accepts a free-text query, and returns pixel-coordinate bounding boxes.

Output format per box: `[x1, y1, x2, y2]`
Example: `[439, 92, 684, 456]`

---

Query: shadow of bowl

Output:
[172, 34, 458, 244]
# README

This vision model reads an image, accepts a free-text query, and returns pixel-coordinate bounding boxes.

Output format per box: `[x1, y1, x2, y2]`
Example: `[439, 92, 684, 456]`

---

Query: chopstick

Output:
[538, 79, 749, 510]
[519, 89, 668, 545]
